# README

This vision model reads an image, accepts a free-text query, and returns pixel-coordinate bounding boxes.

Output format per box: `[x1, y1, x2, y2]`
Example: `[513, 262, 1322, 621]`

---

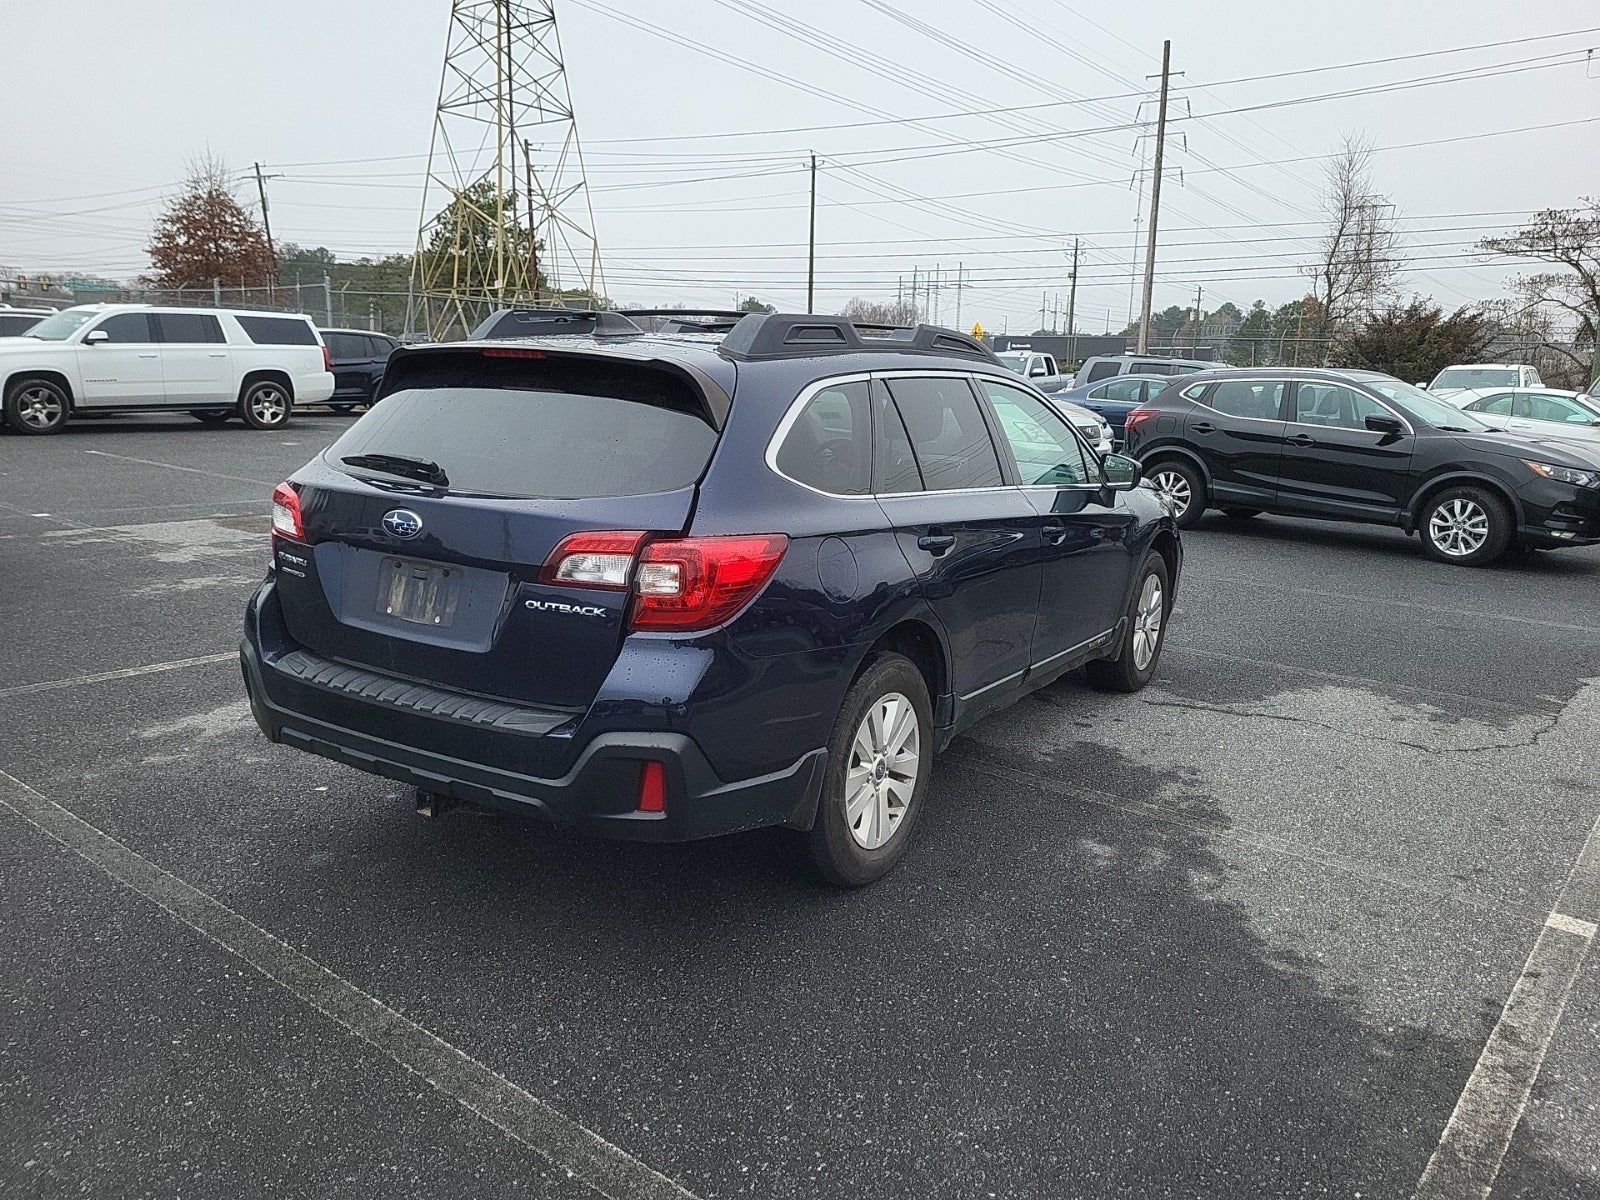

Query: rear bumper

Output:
[292, 371, 336, 405]
[240, 631, 825, 843]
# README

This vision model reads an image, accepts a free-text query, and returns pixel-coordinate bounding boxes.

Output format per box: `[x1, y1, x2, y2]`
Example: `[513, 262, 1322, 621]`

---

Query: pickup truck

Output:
[995, 348, 1071, 393]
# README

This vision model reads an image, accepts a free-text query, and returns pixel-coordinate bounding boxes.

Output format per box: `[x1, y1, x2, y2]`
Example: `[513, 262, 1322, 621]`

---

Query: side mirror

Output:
[1029, 366, 1046, 377]
[1365, 413, 1405, 435]
[1414, 381, 1428, 389]
[1100, 452, 1142, 491]
[84, 329, 109, 345]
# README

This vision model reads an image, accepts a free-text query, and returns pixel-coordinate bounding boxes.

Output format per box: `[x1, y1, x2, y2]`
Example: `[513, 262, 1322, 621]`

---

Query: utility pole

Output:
[954, 262, 964, 328]
[1066, 238, 1080, 364]
[1192, 283, 1203, 348]
[1136, 39, 1171, 356]
[524, 137, 540, 302]
[911, 265, 920, 322]
[1040, 291, 1048, 333]
[806, 152, 817, 313]
[252, 162, 280, 262]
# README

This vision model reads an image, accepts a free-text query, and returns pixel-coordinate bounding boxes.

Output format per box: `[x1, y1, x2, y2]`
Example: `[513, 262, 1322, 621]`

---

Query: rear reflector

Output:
[637, 760, 666, 814]
[271, 481, 304, 541]
[542, 530, 647, 589]
[482, 347, 547, 359]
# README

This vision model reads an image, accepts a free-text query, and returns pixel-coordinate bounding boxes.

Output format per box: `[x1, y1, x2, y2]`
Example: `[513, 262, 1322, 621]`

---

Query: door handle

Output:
[1286, 433, 1316, 446]
[1042, 522, 1067, 545]
[208, 351, 227, 357]
[1190, 421, 1215, 434]
[137, 352, 159, 358]
[917, 532, 956, 556]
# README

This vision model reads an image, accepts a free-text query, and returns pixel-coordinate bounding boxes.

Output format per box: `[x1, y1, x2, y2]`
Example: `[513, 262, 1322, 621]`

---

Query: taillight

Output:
[1124, 407, 1158, 437]
[541, 531, 789, 633]
[632, 535, 789, 632]
[322, 344, 333, 372]
[542, 531, 647, 589]
[483, 347, 546, 359]
[271, 481, 304, 541]
[636, 761, 667, 814]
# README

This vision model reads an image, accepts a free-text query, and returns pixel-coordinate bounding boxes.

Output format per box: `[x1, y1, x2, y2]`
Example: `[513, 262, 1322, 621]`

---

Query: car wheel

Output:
[1146, 460, 1206, 528]
[1419, 486, 1511, 567]
[3, 377, 70, 435]
[802, 652, 932, 887]
[191, 410, 232, 424]
[1220, 507, 1261, 519]
[1085, 552, 1171, 693]
[239, 380, 291, 430]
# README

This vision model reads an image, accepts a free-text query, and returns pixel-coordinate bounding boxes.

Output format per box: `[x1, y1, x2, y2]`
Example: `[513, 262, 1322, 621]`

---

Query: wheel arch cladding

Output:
[1141, 446, 1211, 484]
[1405, 473, 1521, 533]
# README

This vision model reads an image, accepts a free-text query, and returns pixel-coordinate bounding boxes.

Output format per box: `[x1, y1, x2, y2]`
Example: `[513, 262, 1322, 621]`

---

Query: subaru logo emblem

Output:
[382, 509, 423, 539]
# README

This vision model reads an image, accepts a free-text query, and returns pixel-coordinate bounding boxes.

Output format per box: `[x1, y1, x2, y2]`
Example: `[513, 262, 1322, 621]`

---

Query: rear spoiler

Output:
[376, 342, 733, 430]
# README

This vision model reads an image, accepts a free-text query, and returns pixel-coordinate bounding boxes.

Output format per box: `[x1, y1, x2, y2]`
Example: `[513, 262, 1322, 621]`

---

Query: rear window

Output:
[328, 364, 718, 500]
[236, 315, 318, 345]
[1085, 360, 1121, 382]
[0, 314, 44, 336]
[1433, 368, 1518, 390]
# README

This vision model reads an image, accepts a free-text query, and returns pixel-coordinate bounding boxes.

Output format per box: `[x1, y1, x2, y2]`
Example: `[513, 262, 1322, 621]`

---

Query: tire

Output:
[330, 403, 358, 413]
[1145, 459, 1206, 528]
[1220, 507, 1261, 519]
[191, 410, 232, 424]
[238, 379, 292, 430]
[802, 653, 933, 887]
[1418, 485, 1512, 567]
[3, 377, 70, 435]
[1085, 552, 1171, 693]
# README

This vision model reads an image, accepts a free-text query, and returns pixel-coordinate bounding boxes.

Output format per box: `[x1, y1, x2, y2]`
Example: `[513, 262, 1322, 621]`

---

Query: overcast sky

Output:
[4, 0, 1598, 332]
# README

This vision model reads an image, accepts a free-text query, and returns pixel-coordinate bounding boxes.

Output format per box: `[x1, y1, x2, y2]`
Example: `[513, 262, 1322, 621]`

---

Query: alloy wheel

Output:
[1427, 498, 1489, 558]
[844, 692, 920, 851]
[16, 385, 64, 430]
[250, 387, 288, 425]
[1149, 468, 1192, 516]
[1132, 573, 1165, 671]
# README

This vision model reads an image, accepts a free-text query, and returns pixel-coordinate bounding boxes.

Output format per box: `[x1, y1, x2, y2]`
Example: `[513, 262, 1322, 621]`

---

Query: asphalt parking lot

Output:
[2, 413, 1598, 1200]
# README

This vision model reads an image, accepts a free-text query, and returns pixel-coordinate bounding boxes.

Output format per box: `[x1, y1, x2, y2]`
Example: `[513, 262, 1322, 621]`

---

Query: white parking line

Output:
[0, 653, 239, 698]
[83, 448, 275, 487]
[1411, 813, 1600, 1199]
[0, 768, 699, 1200]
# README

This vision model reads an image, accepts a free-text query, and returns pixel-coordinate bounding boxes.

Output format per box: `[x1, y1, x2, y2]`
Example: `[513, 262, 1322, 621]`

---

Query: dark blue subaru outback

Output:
[241, 312, 1180, 885]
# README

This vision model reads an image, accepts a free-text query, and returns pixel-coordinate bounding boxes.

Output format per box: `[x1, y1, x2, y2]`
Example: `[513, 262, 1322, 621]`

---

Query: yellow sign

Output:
[971, 322, 986, 340]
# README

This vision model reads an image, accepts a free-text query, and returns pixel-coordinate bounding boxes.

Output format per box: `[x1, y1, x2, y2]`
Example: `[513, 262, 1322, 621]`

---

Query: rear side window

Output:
[886, 377, 1004, 491]
[1086, 360, 1120, 382]
[154, 312, 225, 343]
[1099, 378, 1144, 403]
[1205, 379, 1286, 421]
[774, 381, 871, 495]
[1468, 392, 1514, 416]
[0, 314, 42, 336]
[236, 315, 318, 345]
[1132, 361, 1171, 375]
[328, 366, 717, 500]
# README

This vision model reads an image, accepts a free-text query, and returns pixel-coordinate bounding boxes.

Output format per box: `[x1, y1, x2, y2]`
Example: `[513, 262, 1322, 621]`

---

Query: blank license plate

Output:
[378, 558, 461, 627]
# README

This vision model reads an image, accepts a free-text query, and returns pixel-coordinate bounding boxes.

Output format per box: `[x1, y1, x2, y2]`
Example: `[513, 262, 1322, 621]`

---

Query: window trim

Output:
[764, 372, 875, 499]
[974, 375, 1100, 492]
[1186, 375, 1291, 425]
[1287, 379, 1415, 437]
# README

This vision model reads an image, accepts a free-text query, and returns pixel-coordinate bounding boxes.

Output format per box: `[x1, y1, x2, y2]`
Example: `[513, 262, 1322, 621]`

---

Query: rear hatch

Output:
[273, 346, 727, 711]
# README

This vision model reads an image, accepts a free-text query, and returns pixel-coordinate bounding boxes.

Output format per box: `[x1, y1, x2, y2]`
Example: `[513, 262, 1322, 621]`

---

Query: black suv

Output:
[1123, 367, 1600, 565]
[242, 313, 1180, 885]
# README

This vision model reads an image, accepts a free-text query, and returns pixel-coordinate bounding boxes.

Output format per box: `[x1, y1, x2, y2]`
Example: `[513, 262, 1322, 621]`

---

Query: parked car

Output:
[1053, 374, 1171, 447]
[1073, 353, 1215, 389]
[995, 348, 1071, 392]
[1446, 388, 1600, 449]
[1122, 367, 1600, 566]
[1046, 394, 1114, 455]
[1423, 363, 1543, 395]
[0, 304, 334, 434]
[242, 313, 1180, 886]
[320, 328, 400, 410]
[0, 305, 54, 338]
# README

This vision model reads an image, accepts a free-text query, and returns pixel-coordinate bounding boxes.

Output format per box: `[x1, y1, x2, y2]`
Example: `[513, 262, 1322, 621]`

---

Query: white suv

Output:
[0, 304, 335, 434]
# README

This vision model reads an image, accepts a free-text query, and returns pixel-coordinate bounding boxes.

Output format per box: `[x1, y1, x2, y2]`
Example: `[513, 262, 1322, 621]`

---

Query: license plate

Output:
[378, 558, 460, 627]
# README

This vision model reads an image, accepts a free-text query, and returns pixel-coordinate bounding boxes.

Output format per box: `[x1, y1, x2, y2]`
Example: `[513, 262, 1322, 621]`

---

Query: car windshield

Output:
[1432, 368, 1518, 390]
[996, 353, 1029, 375]
[22, 309, 97, 340]
[1365, 378, 1492, 430]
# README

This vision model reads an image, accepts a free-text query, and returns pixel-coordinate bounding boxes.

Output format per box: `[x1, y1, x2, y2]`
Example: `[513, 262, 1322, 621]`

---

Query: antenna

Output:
[411, 0, 604, 339]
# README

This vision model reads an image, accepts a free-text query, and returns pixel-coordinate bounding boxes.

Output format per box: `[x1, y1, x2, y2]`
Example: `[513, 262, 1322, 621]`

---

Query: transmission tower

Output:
[410, 0, 604, 338]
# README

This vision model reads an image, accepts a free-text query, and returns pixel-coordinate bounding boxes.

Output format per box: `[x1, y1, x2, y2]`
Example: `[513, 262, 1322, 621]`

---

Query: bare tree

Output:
[1480, 200, 1600, 387]
[1302, 136, 1403, 343]
[838, 297, 918, 326]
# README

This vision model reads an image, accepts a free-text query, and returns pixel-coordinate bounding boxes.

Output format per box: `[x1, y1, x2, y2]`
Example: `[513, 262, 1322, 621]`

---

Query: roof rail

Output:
[619, 308, 747, 334]
[719, 313, 998, 363]
[469, 308, 642, 340]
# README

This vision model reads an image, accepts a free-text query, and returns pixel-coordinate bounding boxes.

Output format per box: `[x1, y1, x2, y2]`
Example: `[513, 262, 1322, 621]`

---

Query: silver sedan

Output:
[1445, 387, 1600, 448]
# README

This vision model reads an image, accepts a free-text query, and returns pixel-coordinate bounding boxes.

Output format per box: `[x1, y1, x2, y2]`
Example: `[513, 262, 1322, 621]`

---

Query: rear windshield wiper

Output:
[341, 452, 449, 487]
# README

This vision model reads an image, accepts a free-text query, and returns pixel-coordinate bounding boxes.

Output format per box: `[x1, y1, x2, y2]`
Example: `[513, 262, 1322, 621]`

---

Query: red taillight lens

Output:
[541, 530, 647, 589]
[631, 535, 788, 632]
[322, 344, 333, 372]
[482, 347, 546, 359]
[636, 760, 666, 814]
[271, 482, 304, 541]
[1124, 407, 1158, 436]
